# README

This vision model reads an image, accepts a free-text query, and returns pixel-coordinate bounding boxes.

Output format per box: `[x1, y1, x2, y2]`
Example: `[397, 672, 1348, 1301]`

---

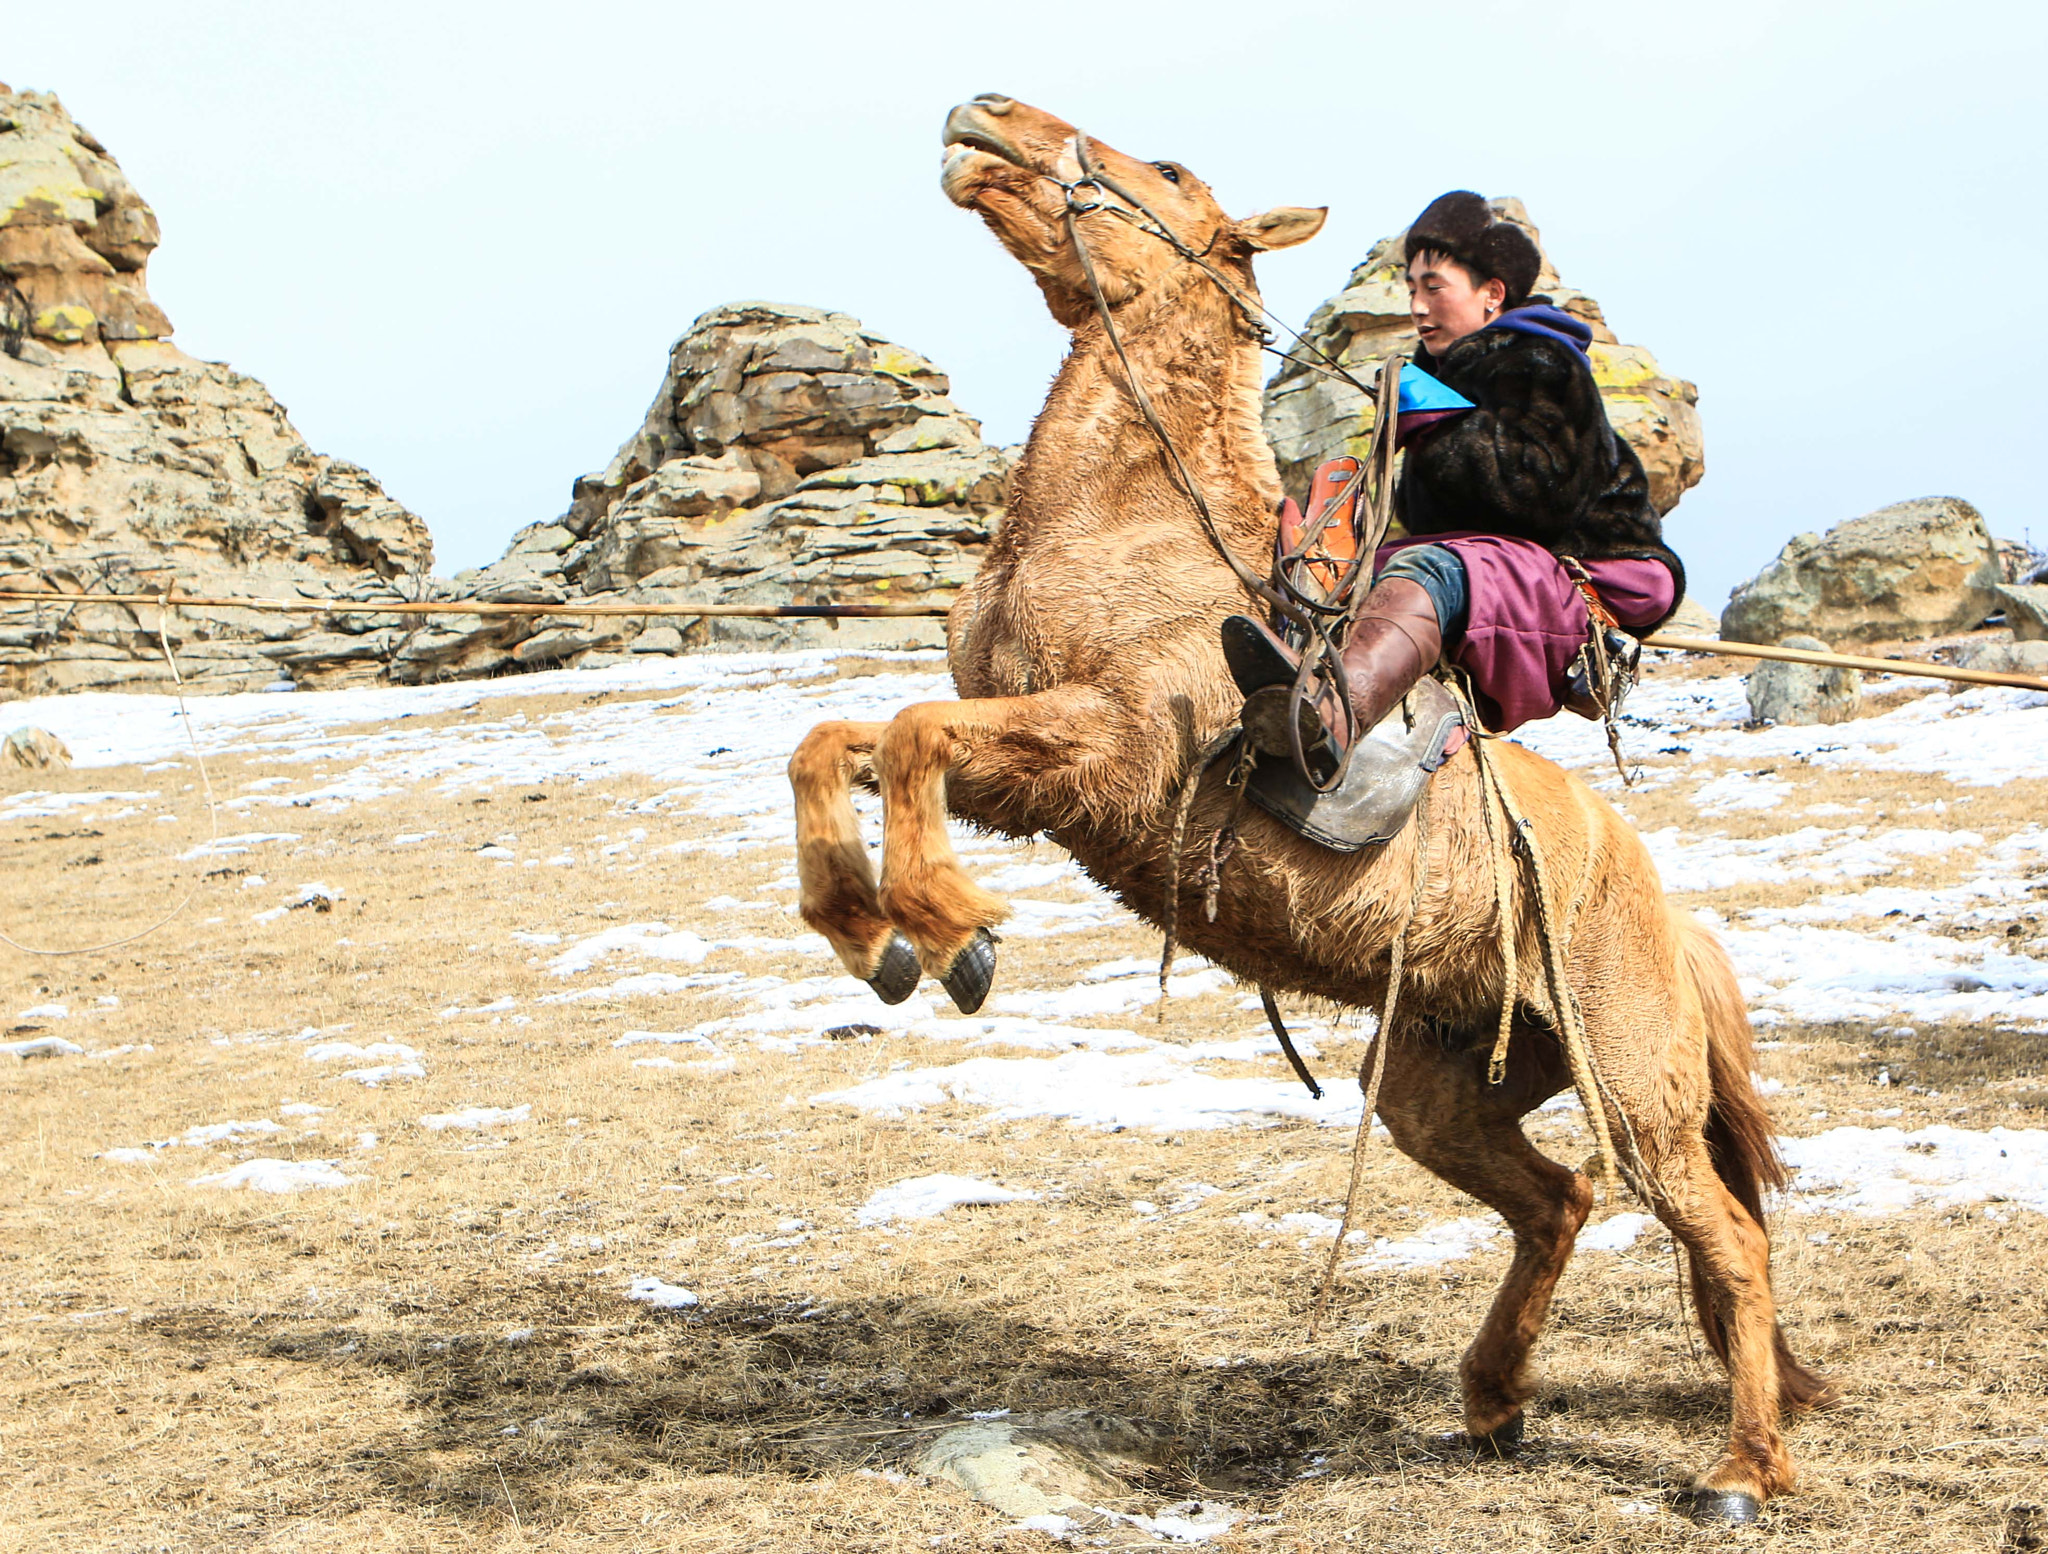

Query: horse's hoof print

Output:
[940, 927, 998, 1014]
[865, 932, 922, 1006]
[1688, 1489, 1761, 1526]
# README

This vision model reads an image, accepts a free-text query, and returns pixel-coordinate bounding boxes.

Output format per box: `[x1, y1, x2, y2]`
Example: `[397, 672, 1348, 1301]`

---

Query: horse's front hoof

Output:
[939, 927, 998, 1014]
[1430, 1411, 1522, 1458]
[1471, 1410, 1524, 1457]
[865, 932, 922, 1006]
[1688, 1489, 1762, 1526]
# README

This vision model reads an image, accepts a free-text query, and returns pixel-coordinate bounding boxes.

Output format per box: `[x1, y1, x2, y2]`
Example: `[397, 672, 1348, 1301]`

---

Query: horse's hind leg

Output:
[1643, 1135, 1798, 1513]
[1375, 1035, 1592, 1446]
[789, 721, 919, 999]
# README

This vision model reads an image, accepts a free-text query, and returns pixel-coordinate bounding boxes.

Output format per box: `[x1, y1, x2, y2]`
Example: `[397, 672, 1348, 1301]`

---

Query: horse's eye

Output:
[1153, 162, 1181, 185]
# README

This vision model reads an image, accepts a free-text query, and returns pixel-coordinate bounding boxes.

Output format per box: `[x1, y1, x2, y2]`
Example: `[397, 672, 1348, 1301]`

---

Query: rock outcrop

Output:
[1263, 199, 1704, 516]
[1721, 496, 2002, 647]
[394, 302, 1007, 680]
[0, 84, 434, 699]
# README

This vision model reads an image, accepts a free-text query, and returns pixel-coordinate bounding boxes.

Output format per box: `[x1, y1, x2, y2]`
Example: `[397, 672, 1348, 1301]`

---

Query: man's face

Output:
[1407, 251, 1505, 355]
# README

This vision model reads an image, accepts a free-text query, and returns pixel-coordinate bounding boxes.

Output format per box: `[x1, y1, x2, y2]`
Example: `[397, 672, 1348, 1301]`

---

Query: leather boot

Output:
[1222, 576, 1443, 771]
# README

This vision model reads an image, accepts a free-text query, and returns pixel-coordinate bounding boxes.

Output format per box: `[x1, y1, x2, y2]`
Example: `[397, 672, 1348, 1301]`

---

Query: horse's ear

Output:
[1237, 206, 1327, 251]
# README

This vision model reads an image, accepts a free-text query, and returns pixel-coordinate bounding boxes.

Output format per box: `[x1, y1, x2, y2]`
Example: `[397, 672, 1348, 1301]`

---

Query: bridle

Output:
[1042, 132, 1408, 793]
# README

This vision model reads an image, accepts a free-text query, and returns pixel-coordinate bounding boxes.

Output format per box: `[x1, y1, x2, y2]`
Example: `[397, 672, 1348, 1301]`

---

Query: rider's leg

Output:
[1222, 544, 1465, 762]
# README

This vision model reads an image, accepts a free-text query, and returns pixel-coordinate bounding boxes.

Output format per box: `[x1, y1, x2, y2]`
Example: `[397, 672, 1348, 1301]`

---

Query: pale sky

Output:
[10, 0, 2044, 605]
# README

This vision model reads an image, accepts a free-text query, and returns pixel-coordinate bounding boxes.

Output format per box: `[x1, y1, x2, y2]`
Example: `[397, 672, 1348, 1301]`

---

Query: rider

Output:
[1224, 191, 1686, 754]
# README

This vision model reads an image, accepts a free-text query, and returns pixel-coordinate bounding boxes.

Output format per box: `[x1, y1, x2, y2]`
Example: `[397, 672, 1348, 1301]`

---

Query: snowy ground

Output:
[3, 646, 2045, 1549]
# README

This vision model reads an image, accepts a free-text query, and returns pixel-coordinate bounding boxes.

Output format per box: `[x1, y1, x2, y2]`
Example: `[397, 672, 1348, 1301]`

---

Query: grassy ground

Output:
[2, 658, 2045, 1552]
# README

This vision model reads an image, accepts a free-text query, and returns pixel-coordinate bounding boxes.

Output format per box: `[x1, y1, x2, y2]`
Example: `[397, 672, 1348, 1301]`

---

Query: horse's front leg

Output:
[788, 720, 923, 1001]
[872, 686, 1115, 1011]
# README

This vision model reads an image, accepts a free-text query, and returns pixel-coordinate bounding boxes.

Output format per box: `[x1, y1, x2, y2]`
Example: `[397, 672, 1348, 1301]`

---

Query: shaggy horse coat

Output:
[790, 95, 1834, 1518]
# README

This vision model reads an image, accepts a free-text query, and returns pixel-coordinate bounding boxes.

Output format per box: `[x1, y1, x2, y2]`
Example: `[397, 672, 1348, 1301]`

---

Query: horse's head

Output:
[941, 94, 1325, 328]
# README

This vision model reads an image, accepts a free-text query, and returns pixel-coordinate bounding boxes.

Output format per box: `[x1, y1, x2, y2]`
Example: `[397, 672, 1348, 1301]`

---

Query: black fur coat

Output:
[1395, 313, 1685, 627]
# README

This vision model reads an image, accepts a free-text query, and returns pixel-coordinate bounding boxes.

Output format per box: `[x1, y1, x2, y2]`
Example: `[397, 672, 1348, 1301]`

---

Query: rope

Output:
[1442, 673, 1637, 1198]
[1061, 142, 1295, 625]
[0, 595, 219, 957]
[1477, 735, 1519, 1087]
[1308, 777, 1434, 1336]
[1155, 723, 1243, 1016]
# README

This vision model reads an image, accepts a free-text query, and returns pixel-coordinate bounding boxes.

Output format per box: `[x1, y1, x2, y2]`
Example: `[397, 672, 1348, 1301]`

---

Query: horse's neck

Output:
[1008, 281, 1282, 557]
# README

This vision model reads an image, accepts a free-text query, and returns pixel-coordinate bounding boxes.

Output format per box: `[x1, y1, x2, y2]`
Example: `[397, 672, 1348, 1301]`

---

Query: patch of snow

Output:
[438, 996, 518, 1019]
[305, 1040, 420, 1066]
[6, 1035, 83, 1059]
[178, 831, 299, 860]
[1578, 1212, 1655, 1252]
[420, 1105, 531, 1131]
[19, 1002, 69, 1019]
[190, 1158, 360, 1192]
[173, 1119, 286, 1148]
[1691, 770, 1793, 814]
[624, 1276, 700, 1309]
[1721, 923, 2048, 1028]
[855, 1173, 1038, 1226]
[1780, 1125, 2048, 1215]
[549, 922, 711, 975]
[1350, 1215, 1504, 1271]
[817, 1049, 1362, 1133]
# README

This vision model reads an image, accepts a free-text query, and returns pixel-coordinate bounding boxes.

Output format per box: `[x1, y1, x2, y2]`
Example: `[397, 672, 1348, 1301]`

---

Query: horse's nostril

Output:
[973, 93, 1014, 115]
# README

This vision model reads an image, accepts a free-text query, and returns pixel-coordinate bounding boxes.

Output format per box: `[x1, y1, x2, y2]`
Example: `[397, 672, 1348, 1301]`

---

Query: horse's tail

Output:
[1675, 909, 1840, 1411]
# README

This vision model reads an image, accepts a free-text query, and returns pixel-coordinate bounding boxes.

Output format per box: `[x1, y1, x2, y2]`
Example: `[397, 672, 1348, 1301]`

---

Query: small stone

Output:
[1996, 584, 2048, 642]
[2, 727, 71, 770]
[911, 1410, 1175, 1521]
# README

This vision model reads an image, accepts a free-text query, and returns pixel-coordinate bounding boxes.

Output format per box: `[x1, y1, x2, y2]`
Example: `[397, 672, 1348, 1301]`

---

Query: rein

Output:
[1053, 134, 1406, 796]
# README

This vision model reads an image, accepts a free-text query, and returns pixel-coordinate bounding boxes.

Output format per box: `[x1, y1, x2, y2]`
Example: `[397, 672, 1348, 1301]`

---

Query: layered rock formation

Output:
[1721, 496, 2003, 646]
[395, 302, 1008, 679]
[1263, 199, 1704, 517]
[0, 84, 434, 698]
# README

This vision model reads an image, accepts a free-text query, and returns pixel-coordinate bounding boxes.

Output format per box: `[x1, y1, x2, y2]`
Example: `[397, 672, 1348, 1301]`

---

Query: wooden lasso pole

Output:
[0, 588, 954, 620]
[1, 590, 2043, 693]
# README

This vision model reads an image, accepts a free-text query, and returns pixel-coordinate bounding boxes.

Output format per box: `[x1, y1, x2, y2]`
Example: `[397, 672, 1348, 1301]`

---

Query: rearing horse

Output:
[788, 93, 1835, 1521]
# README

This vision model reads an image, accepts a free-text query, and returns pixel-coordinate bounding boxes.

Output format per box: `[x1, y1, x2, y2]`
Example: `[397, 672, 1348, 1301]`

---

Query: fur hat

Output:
[1403, 192, 1541, 308]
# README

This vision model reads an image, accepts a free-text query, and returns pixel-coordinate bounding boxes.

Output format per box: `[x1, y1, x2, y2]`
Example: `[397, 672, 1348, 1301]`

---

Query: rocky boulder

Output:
[0, 84, 435, 699]
[1262, 198, 1704, 515]
[2, 724, 69, 769]
[1996, 584, 2048, 643]
[399, 302, 1007, 680]
[1721, 496, 2002, 647]
[1745, 635, 1862, 725]
[1960, 638, 2048, 675]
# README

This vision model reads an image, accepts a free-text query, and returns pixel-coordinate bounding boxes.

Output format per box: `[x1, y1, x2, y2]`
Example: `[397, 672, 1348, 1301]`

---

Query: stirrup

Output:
[1244, 678, 1465, 852]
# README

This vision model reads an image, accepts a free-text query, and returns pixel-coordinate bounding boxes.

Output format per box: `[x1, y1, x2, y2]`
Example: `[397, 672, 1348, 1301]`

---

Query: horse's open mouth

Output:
[941, 100, 1041, 192]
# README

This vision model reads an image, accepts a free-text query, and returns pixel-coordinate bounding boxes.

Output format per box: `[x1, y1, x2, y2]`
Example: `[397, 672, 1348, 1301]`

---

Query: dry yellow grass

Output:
[2, 665, 2045, 1552]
